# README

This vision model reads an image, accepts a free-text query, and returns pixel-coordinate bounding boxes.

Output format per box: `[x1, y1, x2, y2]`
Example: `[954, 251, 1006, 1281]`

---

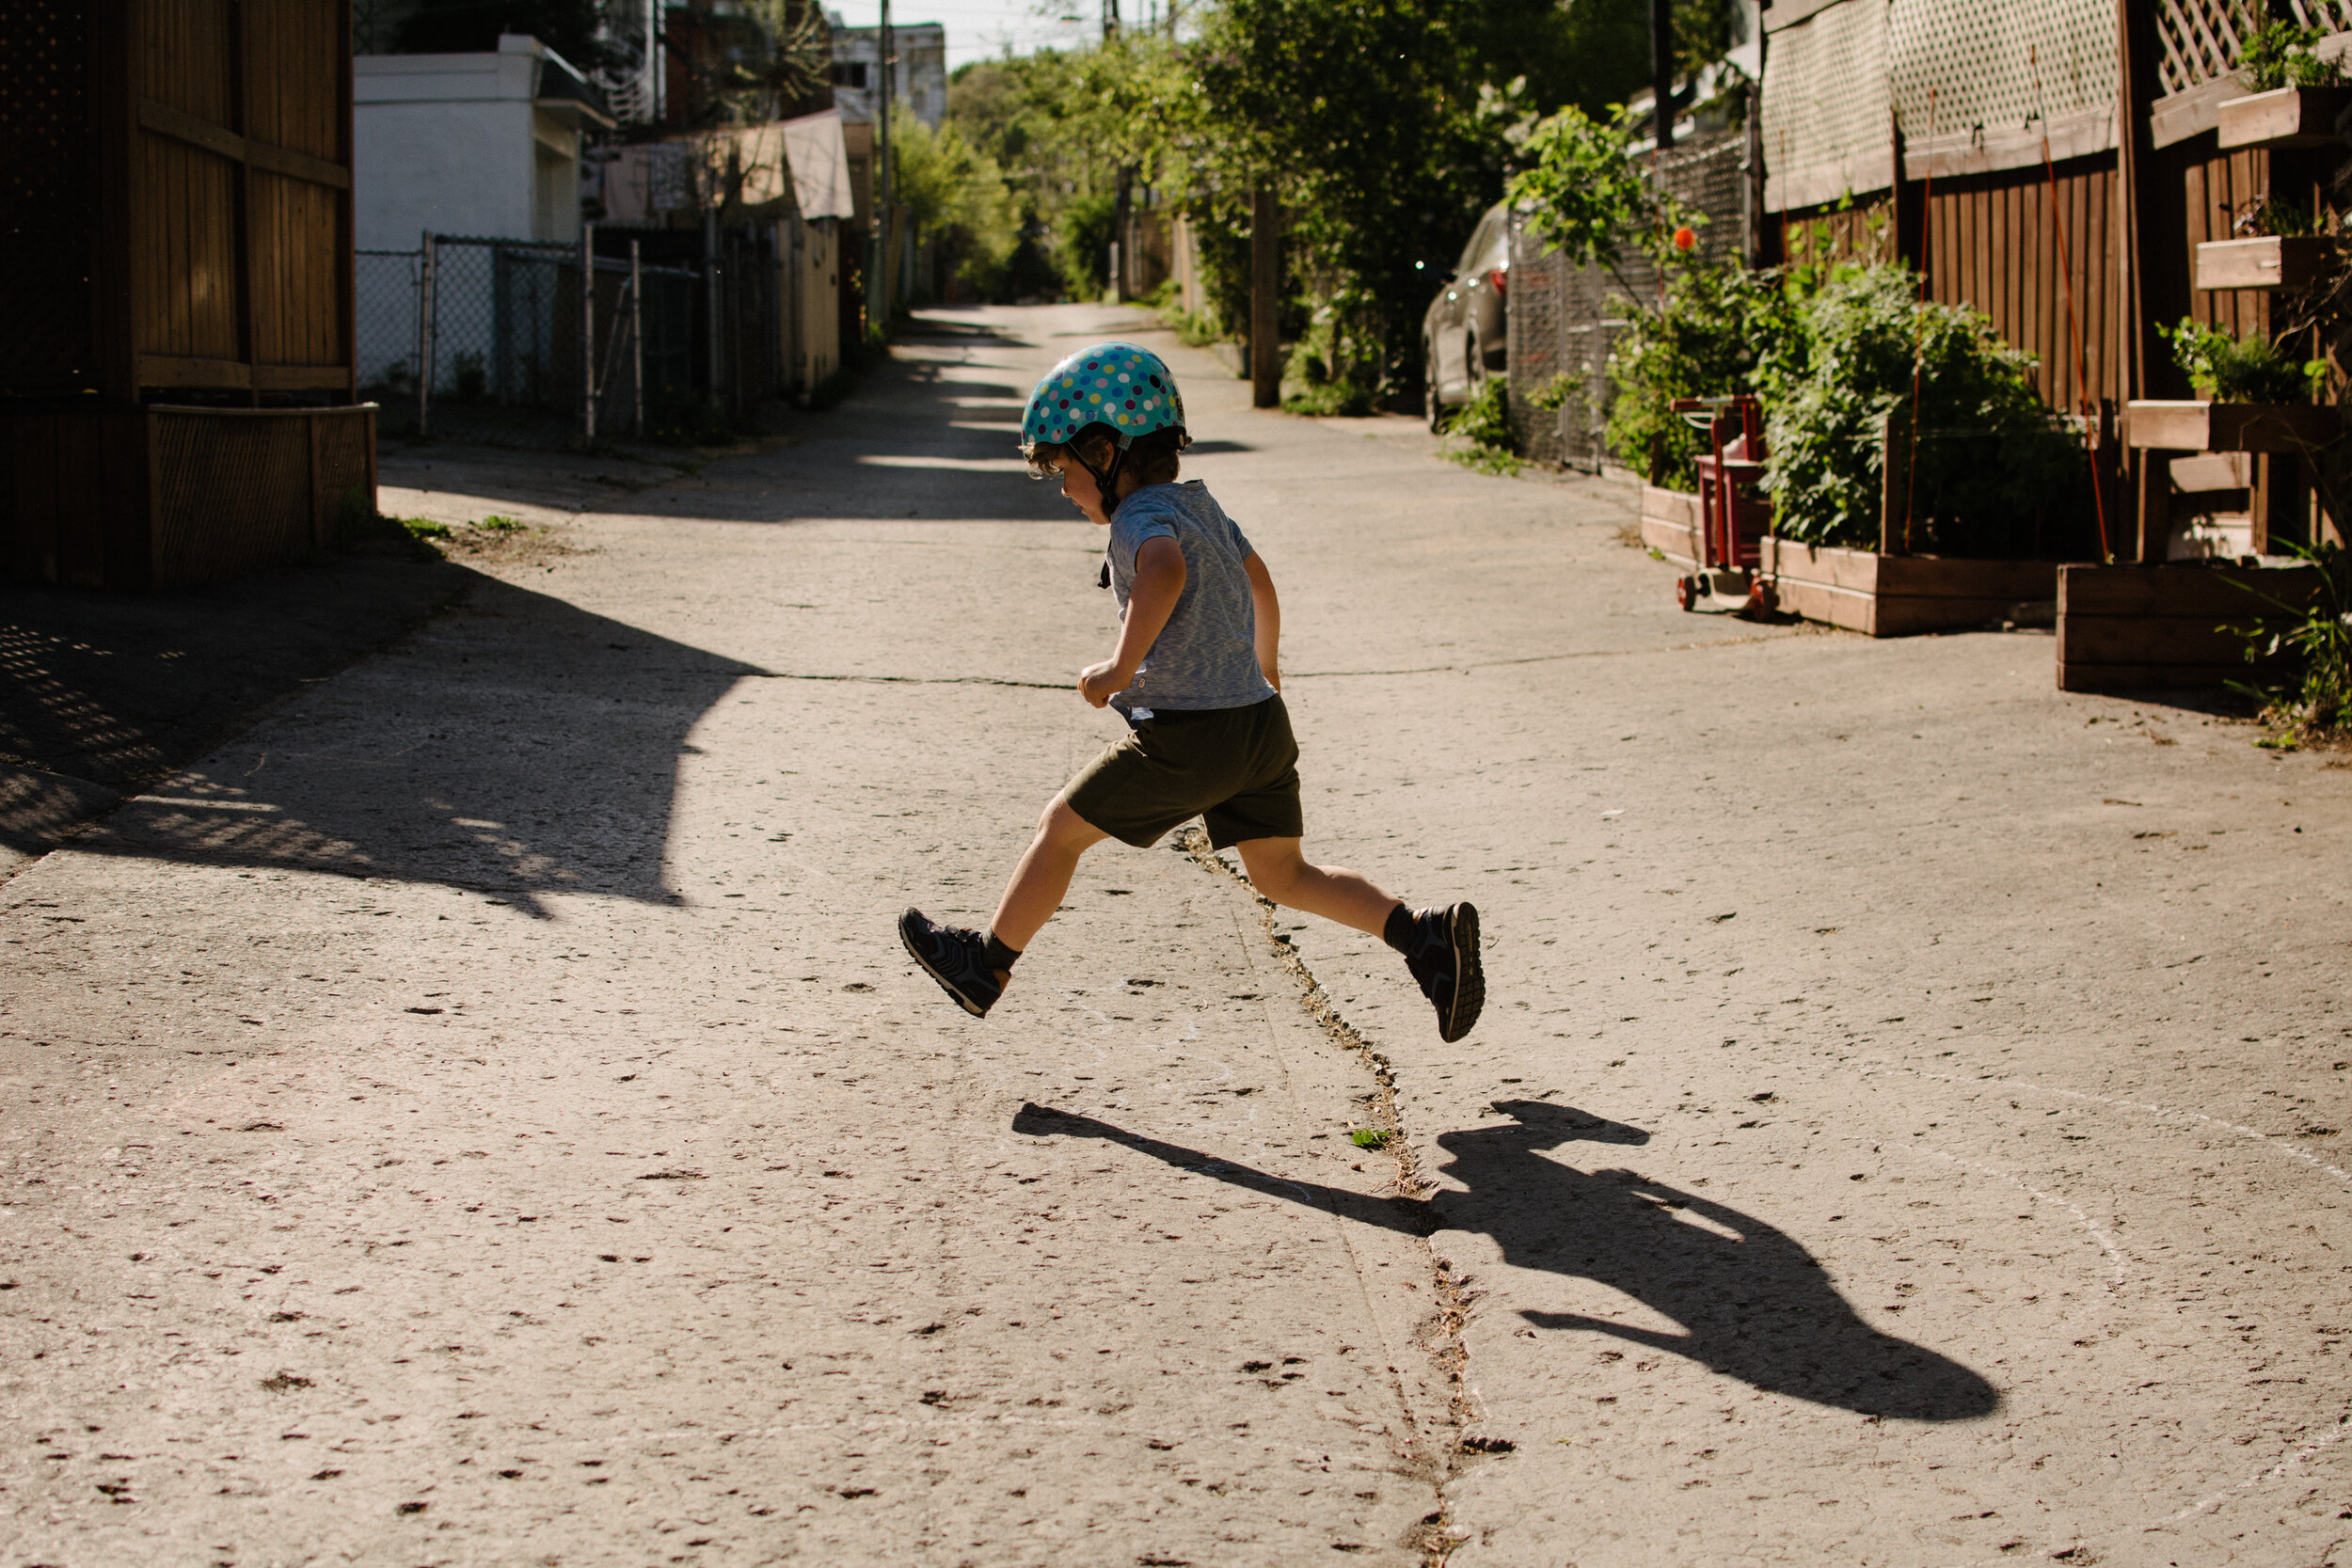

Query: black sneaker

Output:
[898, 908, 1005, 1018]
[1402, 902, 1484, 1042]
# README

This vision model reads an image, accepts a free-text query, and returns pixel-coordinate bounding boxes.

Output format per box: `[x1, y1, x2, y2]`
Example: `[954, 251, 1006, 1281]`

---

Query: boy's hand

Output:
[1077, 659, 1127, 707]
[1087, 536, 1184, 711]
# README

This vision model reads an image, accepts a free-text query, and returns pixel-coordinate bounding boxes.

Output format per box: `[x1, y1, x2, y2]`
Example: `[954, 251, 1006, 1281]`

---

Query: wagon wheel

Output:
[1675, 575, 1698, 611]
[1740, 578, 1779, 621]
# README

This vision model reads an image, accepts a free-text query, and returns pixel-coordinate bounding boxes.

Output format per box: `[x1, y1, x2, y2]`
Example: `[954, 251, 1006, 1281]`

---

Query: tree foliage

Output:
[932, 0, 1731, 393]
[1162, 0, 1741, 404]
[674, 0, 834, 126]
[1604, 263, 1793, 488]
[948, 39, 1189, 299]
[1170, 0, 1532, 404]
[1507, 105, 1701, 279]
[891, 119, 1024, 299]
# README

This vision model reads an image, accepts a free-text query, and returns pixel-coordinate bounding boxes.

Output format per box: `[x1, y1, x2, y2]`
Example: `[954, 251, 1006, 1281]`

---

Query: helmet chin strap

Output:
[1073, 438, 1128, 511]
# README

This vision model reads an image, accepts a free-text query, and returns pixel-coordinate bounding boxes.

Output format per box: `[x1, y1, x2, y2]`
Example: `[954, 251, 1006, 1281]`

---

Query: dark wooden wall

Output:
[2180, 145, 2272, 341]
[1917, 156, 2124, 415]
[240, 0, 352, 376]
[1772, 153, 2129, 417]
[0, 1, 98, 395]
[7, 404, 376, 590]
[1767, 138, 2295, 420]
[1775, 199, 1897, 270]
[133, 4, 246, 377]
[5, 0, 358, 403]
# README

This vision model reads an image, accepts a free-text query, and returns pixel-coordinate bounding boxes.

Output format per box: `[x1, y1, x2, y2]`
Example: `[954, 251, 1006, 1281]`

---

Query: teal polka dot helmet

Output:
[1020, 341, 1187, 459]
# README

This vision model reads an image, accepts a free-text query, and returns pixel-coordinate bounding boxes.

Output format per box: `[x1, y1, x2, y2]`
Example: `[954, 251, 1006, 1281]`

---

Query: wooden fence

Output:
[7, 405, 376, 590]
[1751, 0, 2352, 564]
[2, 0, 365, 590]
[1915, 161, 2124, 415]
[114, 0, 356, 398]
[0, 0, 358, 388]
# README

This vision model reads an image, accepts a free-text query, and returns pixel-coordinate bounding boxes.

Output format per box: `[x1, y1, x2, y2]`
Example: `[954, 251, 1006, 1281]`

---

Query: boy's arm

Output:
[1079, 535, 1185, 707]
[1243, 550, 1279, 692]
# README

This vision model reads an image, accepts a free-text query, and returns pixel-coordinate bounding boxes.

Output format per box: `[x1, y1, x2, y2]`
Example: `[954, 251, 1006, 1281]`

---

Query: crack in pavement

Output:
[1173, 827, 1478, 1567]
[726, 632, 1812, 694]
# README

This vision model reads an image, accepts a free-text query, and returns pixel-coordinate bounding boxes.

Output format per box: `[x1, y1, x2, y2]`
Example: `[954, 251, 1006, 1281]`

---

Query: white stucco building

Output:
[354, 35, 615, 247]
[823, 16, 947, 129]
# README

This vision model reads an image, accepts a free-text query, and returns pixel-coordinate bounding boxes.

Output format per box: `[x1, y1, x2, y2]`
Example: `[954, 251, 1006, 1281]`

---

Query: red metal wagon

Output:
[1665, 395, 1777, 617]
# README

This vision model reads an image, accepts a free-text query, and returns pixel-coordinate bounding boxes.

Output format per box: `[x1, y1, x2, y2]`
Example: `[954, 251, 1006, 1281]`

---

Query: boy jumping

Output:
[898, 341, 1483, 1041]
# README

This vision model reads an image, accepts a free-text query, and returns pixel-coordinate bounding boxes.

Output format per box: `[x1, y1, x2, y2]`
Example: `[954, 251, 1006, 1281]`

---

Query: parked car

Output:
[1421, 199, 1510, 431]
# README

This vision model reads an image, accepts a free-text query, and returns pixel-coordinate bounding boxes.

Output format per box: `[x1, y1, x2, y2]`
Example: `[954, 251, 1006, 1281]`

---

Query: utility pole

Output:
[1249, 184, 1279, 408]
[867, 0, 894, 337]
[1650, 0, 1675, 153]
[629, 238, 644, 439]
[416, 230, 436, 438]
[581, 219, 597, 441]
[706, 210, 723, 407]
[1110, 166, 1133, 302]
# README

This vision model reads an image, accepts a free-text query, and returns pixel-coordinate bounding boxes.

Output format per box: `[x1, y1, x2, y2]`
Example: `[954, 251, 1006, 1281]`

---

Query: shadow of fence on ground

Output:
[40, 571, 756, 916]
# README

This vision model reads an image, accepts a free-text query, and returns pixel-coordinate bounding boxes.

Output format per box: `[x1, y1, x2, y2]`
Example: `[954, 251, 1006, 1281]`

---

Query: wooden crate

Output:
[3, 404, 376, 591]
[1761, 539, 2058, 638]
[2056, 563, 2323, 691]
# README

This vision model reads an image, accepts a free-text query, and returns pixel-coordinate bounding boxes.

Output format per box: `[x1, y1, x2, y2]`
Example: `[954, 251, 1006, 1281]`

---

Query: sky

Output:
[827, 0, 1114, 71]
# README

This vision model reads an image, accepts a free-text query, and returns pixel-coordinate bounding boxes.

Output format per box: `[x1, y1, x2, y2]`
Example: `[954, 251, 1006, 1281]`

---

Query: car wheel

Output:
[1424, 349, 1444, 434]
[1464, 332, 1483, 386]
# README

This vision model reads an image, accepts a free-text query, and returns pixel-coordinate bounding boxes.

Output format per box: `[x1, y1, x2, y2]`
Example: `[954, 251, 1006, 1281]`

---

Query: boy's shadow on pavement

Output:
[1015, 1098, 1999, 1422]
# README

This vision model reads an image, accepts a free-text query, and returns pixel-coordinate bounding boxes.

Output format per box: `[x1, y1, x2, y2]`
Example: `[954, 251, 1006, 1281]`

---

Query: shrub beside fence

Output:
[1506, 129, 1752, 471]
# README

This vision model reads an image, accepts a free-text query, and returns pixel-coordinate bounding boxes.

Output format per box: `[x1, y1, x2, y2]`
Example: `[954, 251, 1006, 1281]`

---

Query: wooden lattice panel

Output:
[2158, 0, 2352, 93]
[1888, 0, 2116, 150]
[1760, 0, 1894, 210]
[0, 0, 95, 390]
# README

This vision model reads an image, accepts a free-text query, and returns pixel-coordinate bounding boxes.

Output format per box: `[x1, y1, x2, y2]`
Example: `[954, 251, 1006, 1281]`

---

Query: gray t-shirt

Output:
[1104, 481, 1275, 718]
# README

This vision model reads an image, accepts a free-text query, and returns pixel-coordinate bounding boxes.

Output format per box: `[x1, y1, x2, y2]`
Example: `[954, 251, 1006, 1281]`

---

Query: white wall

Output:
[824, 20, 948, 129]
[787, 216, 841, 392]
[355, 38, 587, 248]
[357, 96, 535, 245]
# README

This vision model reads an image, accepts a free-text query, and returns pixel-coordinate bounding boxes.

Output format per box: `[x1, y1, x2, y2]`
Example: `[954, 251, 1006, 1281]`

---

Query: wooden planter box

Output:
[3, 404, 377, 591]
[2217, 85, 2352, 149]
[2125, 399, 2340, 453]
[2192, 235, 2340, 290]
[1638, 484, 1705, 565]
[1761, 539, 2058, 638]
[2058, 563, 2325, 691]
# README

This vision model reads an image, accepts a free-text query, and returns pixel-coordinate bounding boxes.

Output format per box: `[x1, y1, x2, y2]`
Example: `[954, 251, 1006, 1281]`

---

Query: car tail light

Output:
[1486, 267, 1508, 295]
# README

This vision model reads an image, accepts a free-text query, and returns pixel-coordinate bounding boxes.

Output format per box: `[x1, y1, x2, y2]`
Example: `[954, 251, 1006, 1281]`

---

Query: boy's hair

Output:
[1028, 420, 1185, 488]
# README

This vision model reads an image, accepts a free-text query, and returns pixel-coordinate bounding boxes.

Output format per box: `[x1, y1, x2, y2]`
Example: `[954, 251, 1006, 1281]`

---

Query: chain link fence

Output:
[357, 235, 718, 445]
[1505, 129, 1755, 471]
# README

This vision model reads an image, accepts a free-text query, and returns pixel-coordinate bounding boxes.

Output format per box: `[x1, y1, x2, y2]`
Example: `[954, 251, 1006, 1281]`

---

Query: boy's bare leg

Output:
[1235, 834, 1485, 1042]
[989, 796, 1112, 962]
[1232, 837, 1400, 937]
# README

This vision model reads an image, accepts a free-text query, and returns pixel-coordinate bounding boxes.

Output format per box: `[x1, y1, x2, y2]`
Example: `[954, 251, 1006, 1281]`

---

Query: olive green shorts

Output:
[1064, 694, 1304, 850]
